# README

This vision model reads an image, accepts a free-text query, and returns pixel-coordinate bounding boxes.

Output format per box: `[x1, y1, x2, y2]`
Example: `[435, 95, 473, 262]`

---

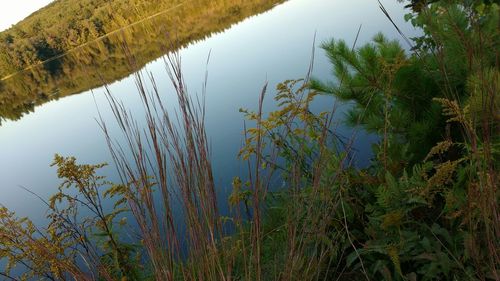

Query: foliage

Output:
[233, 0, 499, 280]
[310, 32, 444, 165]
[49, 155, 141, 280]
[303, 0, 499, 279]
[233, 78, 346, 280]
[0, 155, 140, 280]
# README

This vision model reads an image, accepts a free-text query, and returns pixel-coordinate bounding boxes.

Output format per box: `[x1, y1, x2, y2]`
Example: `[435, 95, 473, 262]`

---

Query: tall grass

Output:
[98, 49, 232, 280]
[97, 44, 350, 280]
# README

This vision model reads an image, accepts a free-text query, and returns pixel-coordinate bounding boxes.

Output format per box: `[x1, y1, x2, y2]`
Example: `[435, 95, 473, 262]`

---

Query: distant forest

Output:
[0, 0, 284, 123]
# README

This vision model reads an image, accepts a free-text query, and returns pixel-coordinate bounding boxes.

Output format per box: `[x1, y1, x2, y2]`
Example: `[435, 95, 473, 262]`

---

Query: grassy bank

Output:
[0, 0, 498, 280]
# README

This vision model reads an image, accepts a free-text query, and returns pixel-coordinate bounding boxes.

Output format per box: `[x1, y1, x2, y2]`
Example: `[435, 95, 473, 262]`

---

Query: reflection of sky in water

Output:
[0, 0, 420, 222]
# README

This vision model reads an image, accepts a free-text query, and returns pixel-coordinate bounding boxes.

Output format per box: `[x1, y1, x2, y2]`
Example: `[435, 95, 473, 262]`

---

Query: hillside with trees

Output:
[0, 0, 284, 123]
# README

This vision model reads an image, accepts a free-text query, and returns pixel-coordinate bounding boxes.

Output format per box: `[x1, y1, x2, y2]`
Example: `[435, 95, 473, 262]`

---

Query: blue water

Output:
[0, 0, 419, 224]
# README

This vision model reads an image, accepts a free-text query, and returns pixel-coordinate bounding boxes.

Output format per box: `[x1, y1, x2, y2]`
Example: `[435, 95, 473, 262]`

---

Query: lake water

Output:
[0, 0, 419, 222]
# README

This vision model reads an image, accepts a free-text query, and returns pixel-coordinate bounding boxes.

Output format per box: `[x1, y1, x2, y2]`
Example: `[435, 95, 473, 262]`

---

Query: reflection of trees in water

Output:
[0, 0, 285, 123]
[32, 38, 64, 75]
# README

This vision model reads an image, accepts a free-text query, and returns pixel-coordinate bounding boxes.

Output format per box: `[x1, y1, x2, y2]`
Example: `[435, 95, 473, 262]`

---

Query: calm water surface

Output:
[0, 0, 418, 222]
